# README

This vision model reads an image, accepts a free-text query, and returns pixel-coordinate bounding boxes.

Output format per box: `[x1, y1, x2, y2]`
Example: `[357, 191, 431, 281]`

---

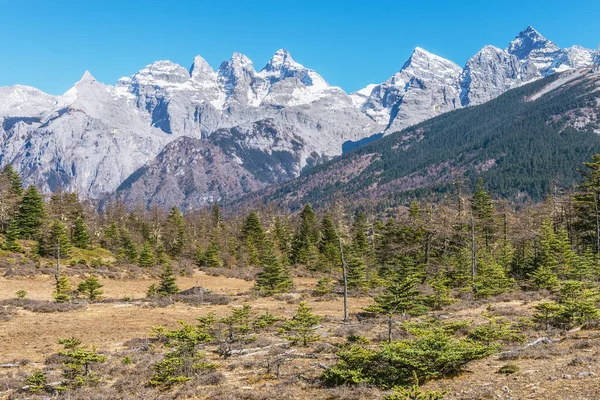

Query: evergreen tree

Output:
[291, 204, 319, 264]
[352, 212, 370, 255]
[14, 185, 46, 240]
[39, 220, 72, 259]
[3, 219, 23, 252]
[319, 214, 341, 271]
[346, 248, 368, 291]
[241, 211, 266, 265]
[408, 200, 421, 220]
[167, 206, 185, 258]
[279, 302, 322, 346]
[72, 217, 90, 249]
[118, 228, 138, 264]
[574, 154, 600, 252]
[2, 164, 23, 196]
[473, 251, 514, 298]
[203, 242, 223, 268]
[53, 273, 72, 303]
[211, 203, 223, 228]
[369, 274, 424, 316]
[254, 242, 292, 295]
[157, 264, 179, 296]
[77, 275, 104, 301]
[273, 215, 292, 263]
[138, 241, 156, 268]
[471, 177, 496, 249]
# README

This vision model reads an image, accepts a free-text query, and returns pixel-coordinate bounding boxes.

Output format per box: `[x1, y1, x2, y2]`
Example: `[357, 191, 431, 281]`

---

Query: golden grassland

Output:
[1, 270, 600, 399]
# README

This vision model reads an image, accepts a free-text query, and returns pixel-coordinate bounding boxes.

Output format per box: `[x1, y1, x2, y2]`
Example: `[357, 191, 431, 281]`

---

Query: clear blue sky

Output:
[1, 0, 599, 95]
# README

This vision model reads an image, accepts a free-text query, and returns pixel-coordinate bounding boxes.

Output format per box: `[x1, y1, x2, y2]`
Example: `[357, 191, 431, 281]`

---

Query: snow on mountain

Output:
[1, 50, 378, 203]
[352, 26, 598, 133]
[1, 26, 598, 208]
[0, 85, 57, 118]
[356, 47, 462, 131]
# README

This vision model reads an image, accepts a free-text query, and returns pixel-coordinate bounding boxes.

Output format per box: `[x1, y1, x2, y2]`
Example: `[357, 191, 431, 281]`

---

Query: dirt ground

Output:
[2, 272, 600, 399]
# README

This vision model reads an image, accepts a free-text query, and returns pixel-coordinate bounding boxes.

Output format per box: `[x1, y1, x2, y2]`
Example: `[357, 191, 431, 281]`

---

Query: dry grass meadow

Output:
[1, 266, 600, 399]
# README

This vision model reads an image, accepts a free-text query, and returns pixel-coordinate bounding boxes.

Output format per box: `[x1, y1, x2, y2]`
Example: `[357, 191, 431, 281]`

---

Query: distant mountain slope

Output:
[235, 66, 600, 211]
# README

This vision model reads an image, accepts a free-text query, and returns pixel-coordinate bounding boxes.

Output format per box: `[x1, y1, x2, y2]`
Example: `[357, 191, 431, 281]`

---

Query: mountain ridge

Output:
[0, 26, 598, 210]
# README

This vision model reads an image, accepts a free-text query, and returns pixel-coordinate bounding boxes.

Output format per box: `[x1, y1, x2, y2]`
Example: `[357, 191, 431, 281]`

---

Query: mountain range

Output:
[237, 65, 600, 212]
[0, 26, 598, 209]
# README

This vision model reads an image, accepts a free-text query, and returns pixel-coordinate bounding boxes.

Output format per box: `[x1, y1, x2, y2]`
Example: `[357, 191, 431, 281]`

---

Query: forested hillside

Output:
[239, 67, 600, 212]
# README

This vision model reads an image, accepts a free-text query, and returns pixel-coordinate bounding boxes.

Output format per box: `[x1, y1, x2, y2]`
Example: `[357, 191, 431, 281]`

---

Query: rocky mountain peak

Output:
[78, 70, 97, 84]
[132, 60, 191, 85]
[190, 55, 215, 81]
[400, 47, 462, 78]
[507, 26, 559, 60]
[263, 49, 300, 72]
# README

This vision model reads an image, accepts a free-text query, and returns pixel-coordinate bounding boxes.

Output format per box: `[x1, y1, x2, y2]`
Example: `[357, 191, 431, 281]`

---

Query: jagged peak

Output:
[401, 47, 461, 73]
[190, 54, 215, 80]
[507, 26, 559, 59]
[218, 52, 256, 78]
[77, 70, 97, 84]
[262, 48, 303, 72]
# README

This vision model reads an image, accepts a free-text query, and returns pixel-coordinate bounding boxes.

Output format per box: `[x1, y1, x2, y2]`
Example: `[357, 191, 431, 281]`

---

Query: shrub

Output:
[24, 370, 48, 393]
[497, 364, 520, 374]
[323, 328, 496, 388]
[149, 321, 216, 389]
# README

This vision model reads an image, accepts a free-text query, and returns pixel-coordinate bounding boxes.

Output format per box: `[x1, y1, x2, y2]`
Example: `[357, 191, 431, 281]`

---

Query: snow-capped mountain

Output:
[0, 50, 378, 206]
[353, 26, 599, 132]
[0, 26, 598, 209]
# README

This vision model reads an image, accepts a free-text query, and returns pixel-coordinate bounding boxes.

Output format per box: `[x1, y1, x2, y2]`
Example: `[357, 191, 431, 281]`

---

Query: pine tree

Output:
[118, 228, 138, 264]
[346, 248, 368, 291]
[473, 251, 514, 298]
[2, 164, 23, 196]
[72, 217, 90, 249]
[167, 206, 185, 258]
[319, 214, 341, 272]
[573, 154, 600, 253]
[138, 241, 156, 268]
[471, 177, 496, 249]
[408, 200, 421, 220]
[3, 219, 23, 252]
[352, 212, 369, 255]
[39, 220, 72, 259]
[242, 211, 266, 265]
[14, 185, 46, 240]
[279, 302, 322, 346]
[53, 273, 72, 303]
[291, 204, 320, 265]
[254, 242, 292, 295]
[157, 264, 179, 296]
[273, 215, 292, 263]
[369, 273, 423, 316]
[211, 203, 223, 229]
[77, 275, 104, 301]
[203, 242, 223, 268]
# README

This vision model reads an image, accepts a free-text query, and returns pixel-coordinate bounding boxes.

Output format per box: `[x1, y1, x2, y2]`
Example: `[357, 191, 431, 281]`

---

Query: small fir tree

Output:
[254, 243, 293, 295]
[2, 164, 23, 196]
[279, 302, 322, 346]
[138, 241, 156, 268]
[40, 220, 72, 259]
[77, 275, 104, 301]
[72, 216, 90, 249]
[14, 185, 46, 240]
[53, 273, 72, 303]
[157, 264, 179, 296]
